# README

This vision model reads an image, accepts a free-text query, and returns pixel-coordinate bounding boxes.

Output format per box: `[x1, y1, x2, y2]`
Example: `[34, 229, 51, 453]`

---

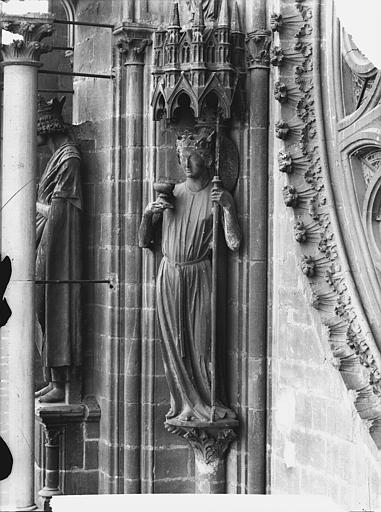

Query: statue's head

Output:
[37, 96, 66, 145]
[176, 130, 215, 179]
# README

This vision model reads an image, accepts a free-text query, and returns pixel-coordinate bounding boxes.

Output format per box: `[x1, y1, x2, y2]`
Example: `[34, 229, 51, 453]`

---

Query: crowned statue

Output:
[139, 129, 241, 425]
[35, 96, 82, 403]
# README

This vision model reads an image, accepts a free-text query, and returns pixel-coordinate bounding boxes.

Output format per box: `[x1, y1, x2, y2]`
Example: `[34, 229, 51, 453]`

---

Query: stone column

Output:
[112, 23, 153, 493]
[245, 0, 271, 494]
[38, 426, 62, 507]
[0, 15, 53, 510]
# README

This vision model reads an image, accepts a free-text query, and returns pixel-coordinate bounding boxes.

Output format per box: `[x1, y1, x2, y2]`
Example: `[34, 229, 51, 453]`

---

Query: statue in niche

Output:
[139, 130, 241, 424]
[185, 0, 218, 22]
[34, 96, 82, 403]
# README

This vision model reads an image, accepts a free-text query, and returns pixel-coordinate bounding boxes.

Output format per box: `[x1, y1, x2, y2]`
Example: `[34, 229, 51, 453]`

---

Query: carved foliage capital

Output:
[116, 36, 152, 65]
[246, 30, 271, 69]
[165, 423, 236, 465]
[42, 426, 61, 447]
[1, 17, 54, 64]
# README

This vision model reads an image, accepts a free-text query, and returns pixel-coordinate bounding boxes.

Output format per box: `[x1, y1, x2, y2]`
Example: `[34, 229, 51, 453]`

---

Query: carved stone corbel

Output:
[165, 421, 237, 493]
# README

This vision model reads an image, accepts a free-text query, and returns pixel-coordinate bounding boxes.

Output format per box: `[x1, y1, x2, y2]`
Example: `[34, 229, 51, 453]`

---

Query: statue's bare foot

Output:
[38, 387, 65, 403]
[35, 383, 53, 398]
[165, 409, 175, 419]
[178, 408, 194, 422]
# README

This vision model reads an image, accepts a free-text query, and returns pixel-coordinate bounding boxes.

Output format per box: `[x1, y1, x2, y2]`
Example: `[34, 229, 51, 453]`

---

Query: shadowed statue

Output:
[34, 96, 82, 403]
[139, 130, 241, 425]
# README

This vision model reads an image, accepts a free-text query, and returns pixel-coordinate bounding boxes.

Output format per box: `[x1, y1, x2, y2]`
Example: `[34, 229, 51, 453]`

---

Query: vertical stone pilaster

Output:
[245, 0, 271, 494]
[38, 426, 62, 511]
[112, 22, 153, 494]
[0, 14, 53, 510]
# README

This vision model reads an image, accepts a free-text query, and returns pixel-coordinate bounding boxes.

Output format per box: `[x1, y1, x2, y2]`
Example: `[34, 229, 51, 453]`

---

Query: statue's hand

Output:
[144, 200, 169, 216]
[211, 188, 233, 209]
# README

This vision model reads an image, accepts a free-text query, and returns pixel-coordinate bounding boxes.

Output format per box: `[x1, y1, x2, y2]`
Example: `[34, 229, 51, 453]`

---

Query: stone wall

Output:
[269, 142, 381, 511]
[26, 0, 381, 506]
[71, 0, 254, 495]
[72, 0, 115, 493]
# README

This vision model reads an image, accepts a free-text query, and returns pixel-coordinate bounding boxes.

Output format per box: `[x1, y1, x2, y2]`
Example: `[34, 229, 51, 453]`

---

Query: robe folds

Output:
[36, 143, 82, 371]
[156, 182, 236, 423]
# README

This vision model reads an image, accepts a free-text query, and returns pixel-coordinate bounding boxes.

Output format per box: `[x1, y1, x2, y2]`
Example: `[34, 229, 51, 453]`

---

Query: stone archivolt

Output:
[274, 0, 381, 447]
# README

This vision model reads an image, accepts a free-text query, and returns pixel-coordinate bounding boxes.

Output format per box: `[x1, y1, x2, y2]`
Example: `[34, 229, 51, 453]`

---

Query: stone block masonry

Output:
[269, 197, 381, 511]
[27, 0, 381, 505]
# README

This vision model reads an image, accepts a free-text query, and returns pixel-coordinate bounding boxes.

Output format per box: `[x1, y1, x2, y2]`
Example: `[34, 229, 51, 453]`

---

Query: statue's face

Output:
[37, 134, 48, 147]
[181, 150, 207, 179]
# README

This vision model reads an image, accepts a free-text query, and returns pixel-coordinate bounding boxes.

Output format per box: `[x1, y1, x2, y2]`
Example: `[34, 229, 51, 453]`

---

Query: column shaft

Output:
[122, 60, 144, 494]
[195, 459, 225, 494]
[1, 63, 38, 510]
[248, 66, 269, 494]
[246, 0, 270, 494]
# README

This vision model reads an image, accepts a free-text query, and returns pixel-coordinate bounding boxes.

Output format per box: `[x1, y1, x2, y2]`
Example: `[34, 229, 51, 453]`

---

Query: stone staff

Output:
[210, 114, 221, 423]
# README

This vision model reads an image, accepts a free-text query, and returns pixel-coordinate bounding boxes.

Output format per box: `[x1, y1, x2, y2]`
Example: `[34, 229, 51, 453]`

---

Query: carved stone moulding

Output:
[275, 0, 381, 448]
[341, 30, 378, 116]
[270, 13, 283, 33]
[0, 14, 54, 65]
[269, 45, 284, 67]
[151, 1, 245, 122]
[275, 119, 290, 139]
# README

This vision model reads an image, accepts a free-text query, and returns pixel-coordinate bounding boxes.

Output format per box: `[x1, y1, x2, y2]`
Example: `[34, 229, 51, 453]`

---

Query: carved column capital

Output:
[113, 23, 154, 66]
[0, 15, 54, 65]
[246, 29, 271, 69]
[42, 425, 61, 447]
[116, 36, 152, 65]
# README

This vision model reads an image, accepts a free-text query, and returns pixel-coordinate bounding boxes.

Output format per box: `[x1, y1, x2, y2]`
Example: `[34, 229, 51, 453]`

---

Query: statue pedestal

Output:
[165, 418, 238, 494]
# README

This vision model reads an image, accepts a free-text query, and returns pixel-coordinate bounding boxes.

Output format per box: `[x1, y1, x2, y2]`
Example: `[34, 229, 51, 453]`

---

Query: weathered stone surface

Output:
[18, 0, 381, 505]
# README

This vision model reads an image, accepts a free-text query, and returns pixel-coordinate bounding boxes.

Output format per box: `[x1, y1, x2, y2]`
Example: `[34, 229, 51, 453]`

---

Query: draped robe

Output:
[157, 181, 236, 423]
[36, 143, 82, 374]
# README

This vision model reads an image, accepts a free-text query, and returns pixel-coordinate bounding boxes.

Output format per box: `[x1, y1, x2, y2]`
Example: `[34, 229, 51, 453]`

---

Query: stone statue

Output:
[139, 130, 241, 424]
[35, 96, 82, 403]
[185, 0, 217, 21]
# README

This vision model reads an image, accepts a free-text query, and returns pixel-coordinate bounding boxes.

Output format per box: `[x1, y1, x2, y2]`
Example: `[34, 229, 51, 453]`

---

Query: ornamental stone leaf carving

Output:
[0, 14, 54, 63]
